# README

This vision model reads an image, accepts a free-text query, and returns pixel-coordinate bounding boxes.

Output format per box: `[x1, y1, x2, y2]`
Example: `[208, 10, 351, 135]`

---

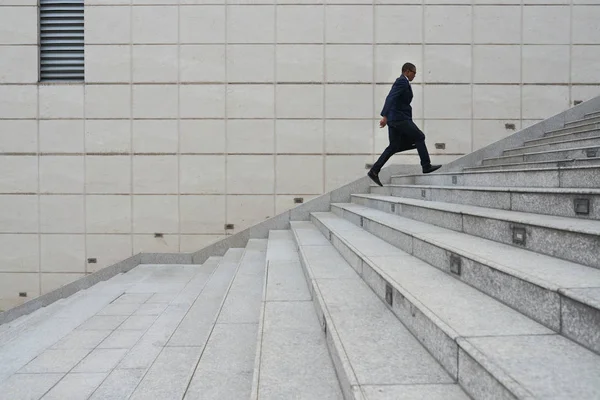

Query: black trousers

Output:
[371, 120, 431, 173]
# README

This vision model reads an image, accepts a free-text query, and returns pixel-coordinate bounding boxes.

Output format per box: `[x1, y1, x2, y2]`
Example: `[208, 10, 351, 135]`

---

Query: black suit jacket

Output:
[380, 75, 413, 122]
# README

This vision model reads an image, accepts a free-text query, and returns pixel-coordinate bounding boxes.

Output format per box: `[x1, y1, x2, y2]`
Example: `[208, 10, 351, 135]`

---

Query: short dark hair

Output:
[402, 63, 416, 73]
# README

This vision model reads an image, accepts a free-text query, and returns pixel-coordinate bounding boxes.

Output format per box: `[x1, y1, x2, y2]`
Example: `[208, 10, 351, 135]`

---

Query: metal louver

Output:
[40, 0, 84, 82]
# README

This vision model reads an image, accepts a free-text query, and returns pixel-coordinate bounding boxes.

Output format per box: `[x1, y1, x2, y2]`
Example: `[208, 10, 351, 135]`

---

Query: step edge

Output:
[466, 158, 600, 170]
[483, 144, 600, 161]
[391, 164, 600, 178]
[504, 135, 600, 153]
[546, 122, 600, 135]
[291, 226, 365, 400]
[348, 195, 600, 236]
[379, 184, 600, 194]
[249, 248, 270, 400]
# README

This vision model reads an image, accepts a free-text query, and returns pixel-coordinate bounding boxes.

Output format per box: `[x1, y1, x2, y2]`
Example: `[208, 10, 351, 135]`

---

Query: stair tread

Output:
[380, 184, 600, 194]
[312, 212, 551, 338]
[392, 164, 600, 178]
[326, 204, 600, 292]
[130, 250, 261, 399]
[290, 222, 461, 390]
[530, 128, 600, 144]
[485, 144, 600, 161]
[252, 230, 342, 399]
[546, 121, 600, 135]
[353, 194, 600, 235]
[466, 157, 600, 170]
[504, 135, 600, 152]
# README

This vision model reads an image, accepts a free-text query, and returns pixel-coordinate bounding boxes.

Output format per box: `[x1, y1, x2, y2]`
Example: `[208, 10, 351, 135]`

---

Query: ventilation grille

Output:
[40, 0, 84, 82]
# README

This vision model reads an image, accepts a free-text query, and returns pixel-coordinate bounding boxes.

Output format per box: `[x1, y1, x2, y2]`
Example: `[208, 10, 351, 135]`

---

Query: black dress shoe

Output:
[367, 170, 383, 186]
[422, 164, 442, 174]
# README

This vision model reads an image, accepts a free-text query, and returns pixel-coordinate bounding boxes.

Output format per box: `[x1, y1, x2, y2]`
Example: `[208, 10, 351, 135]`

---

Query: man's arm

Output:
[380, 78, 407, 118]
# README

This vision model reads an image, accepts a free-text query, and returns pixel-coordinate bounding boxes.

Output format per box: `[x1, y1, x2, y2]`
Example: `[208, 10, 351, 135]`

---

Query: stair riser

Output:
[392, 169, 600, 189]
[544, 123, 600, 137]
[565, 116, 600, 129]
[466, 158, 600, 172]
[326, 207, 600, 356]
[504, 137, 600, 156]
[292, 230, 366, 400]
[351, 197, 600, 269]
[561, 297, 600, 355]
[530, 129, 600, 146]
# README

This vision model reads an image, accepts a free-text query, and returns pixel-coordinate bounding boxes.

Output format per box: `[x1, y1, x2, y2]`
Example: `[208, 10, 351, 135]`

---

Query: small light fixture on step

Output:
[586, 149, 598, 158]
[574, 199, 590, 216]
[512, 226, 527, 246]
[385, 284, 393, 307]
[450, 254, 462, 276]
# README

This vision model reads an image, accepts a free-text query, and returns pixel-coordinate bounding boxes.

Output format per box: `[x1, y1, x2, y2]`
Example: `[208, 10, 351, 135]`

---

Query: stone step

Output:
[350, 194, 600, 268]
[125, 246, 261, 400]
[369, 184, 600, 220]
[174, 240, 267, 400]
[324, 205, 600, 355]
[0, 261, 220, 399]
[544, 122, 600, 137]
[529, 127, 600, 145]
[586, 110, 600, 119]
[251, 231, 342, 400]
[309, 211, 600, 400]
[483, 145, 600, 166]
[465, 157, 600, 172]
[503, 135, 600, 156]
[565, 115, 600, 129]
[392, 165, 600, 188]
[165, 251, 244, 348]
[290, 221, 469, 400]
[89, 259, 224, 400]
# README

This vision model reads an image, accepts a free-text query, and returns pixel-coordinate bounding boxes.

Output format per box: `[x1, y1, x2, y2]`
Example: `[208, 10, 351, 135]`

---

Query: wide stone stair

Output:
[2, 107, 600, 399]
[253, 108, 600, 398]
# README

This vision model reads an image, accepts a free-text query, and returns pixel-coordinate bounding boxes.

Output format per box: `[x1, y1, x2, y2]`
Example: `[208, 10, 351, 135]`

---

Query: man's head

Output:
[402, 62, 416, 82]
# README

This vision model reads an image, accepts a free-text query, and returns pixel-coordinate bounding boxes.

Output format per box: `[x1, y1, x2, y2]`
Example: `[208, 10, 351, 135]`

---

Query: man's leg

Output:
[368, 125, 402, 186]
[398, 120, 441, 173]
[371, 125, 402, 174]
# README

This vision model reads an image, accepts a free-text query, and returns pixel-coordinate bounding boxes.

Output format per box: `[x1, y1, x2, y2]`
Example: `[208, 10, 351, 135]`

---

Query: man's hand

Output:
[379, 117, 387, 128]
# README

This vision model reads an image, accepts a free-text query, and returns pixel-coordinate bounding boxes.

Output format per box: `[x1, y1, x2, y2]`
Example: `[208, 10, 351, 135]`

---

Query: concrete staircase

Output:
[254, 107, 600, 399]
[1, 105, 600, 399]
[0, 245, 268, 399]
